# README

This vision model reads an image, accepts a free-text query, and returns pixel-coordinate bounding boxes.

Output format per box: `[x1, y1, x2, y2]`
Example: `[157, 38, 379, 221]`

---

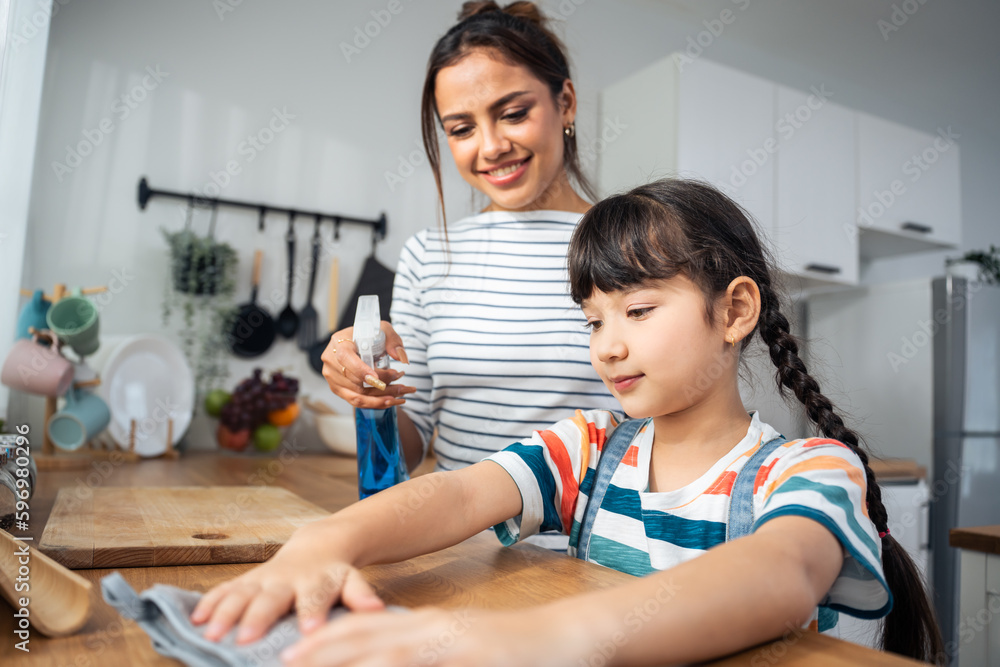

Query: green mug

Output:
[46, 294, 99, 357]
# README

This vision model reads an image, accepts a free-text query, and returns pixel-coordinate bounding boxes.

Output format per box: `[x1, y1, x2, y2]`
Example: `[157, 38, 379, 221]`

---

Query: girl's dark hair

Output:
[420, 1, 596, 228]
[569, 178, 943, 665]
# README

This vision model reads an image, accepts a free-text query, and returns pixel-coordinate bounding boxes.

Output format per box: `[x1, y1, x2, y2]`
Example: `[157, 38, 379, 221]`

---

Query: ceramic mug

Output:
[16, 289, 50, 340]
[47, 386, 111, 451]
[0, 331, 74, 397]
[46, 294, 99, 357]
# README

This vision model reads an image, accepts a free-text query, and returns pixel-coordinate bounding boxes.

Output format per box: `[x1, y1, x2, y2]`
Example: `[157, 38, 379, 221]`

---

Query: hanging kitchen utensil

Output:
[309, 256, 339, 375]
[227, 249, 276, 357]
[276, 212, 299, 339]
[336, 231, 395, 332]
[297, 216, 321, 350]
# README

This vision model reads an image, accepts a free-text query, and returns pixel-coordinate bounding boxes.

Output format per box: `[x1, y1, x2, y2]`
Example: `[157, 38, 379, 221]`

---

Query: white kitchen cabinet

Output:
[773, 86, 858, 285]
[599, 55, 964, 289]
[992, 555, 1000, 667]
[675, 57, 776, 233]
[954, 536, 1000, 667]
[599, 55, 852, 287]
[856, 112, 962, 258]
[598, 54, 776, 238]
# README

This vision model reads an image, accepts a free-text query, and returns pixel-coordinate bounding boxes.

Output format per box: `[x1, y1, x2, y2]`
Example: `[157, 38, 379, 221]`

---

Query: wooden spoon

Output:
[0, 528, 92, 637]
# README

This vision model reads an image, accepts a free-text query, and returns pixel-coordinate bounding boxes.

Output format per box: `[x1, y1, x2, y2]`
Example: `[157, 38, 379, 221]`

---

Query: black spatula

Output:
[276, 214, 299, 339]
[297, 218, 320, 350]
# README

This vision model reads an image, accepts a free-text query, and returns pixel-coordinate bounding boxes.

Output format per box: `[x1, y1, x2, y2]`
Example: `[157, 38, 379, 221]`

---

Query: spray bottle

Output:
[353, 295, 409, 499]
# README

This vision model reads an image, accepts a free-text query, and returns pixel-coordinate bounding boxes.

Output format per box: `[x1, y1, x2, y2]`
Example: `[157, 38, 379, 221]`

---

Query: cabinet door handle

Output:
[805, 263, 842, 275]
[901, 221, 933, 234]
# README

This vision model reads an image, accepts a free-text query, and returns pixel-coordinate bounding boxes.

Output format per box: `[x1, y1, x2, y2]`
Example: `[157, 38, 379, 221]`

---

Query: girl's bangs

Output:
[569, 193, 687, 304]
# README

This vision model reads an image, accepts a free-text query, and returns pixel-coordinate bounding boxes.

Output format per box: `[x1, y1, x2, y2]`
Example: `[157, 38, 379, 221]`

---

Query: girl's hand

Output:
[190, 526, 384, 644]
[279, 606, 586, 667]
[321, 322, 416, 410]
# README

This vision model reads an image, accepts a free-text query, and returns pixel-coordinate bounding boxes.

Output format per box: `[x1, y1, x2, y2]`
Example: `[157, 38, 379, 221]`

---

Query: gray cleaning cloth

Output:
[101, 572, 391, 667]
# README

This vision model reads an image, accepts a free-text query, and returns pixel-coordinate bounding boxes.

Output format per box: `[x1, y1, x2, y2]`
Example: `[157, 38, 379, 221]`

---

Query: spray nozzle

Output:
[353, 295, 387, 386]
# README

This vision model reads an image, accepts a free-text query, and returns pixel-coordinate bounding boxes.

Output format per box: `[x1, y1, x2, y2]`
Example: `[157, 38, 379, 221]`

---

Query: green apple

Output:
[204, 389, 232, 417]
[253, 424, 282, 452]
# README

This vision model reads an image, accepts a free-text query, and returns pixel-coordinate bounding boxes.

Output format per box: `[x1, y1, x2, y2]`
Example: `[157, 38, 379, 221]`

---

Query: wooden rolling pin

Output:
[0, 529, 92, 637]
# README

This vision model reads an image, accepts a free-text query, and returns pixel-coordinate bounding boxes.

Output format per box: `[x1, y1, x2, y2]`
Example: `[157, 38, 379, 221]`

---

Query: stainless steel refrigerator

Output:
[931, 275, 1000, 655]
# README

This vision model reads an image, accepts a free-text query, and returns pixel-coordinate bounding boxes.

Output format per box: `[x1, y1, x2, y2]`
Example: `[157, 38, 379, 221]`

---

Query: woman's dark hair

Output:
[421, 1, 596, 228]
[569, 178, 944, 665]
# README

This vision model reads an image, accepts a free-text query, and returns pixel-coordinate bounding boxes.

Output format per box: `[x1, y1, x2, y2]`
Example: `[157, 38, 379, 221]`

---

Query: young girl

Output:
[193, 179, 942, 665]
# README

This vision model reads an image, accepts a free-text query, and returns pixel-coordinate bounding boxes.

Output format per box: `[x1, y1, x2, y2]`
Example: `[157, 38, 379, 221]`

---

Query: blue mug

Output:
[16, 290, 50, 340]
[47, 386, 111, 451]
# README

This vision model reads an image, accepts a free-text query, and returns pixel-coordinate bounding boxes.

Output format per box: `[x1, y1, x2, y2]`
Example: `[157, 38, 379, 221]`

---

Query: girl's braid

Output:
[754, 280, 889, 535]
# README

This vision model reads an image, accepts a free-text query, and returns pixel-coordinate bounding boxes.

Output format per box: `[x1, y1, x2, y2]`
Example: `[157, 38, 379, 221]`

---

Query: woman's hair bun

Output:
[457, 1, 547, 29]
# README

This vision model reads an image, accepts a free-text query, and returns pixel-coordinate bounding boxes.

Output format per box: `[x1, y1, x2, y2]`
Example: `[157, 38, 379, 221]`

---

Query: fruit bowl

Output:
[315, 413, 356, 456]
[211, 369, 300, 453]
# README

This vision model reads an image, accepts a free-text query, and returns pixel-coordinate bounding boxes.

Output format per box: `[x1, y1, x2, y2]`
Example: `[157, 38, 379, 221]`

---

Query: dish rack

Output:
[17, 284, 180, 470]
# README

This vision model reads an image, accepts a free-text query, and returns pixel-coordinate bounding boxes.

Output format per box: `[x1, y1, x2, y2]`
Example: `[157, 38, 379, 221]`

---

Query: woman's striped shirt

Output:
[486, 410, 892, 631]
[389, 210, 620, 471]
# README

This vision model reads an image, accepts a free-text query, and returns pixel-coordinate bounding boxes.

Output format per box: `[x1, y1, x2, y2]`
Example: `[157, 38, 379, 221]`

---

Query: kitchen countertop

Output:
[1, 450, 922, 666]
[869, 458, 926, 482]
[949, 524, 1000, 555]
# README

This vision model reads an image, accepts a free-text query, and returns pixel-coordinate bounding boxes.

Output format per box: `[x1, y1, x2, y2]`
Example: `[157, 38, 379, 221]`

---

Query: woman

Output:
[322, 2, 619, 488]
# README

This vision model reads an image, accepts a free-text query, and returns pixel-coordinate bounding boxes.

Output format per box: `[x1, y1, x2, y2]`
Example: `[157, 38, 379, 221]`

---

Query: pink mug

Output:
[1, 330, 74, 397]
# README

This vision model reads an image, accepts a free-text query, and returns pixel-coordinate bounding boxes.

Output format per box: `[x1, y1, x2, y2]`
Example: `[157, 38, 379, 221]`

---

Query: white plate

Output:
[98, 334, 195, 456]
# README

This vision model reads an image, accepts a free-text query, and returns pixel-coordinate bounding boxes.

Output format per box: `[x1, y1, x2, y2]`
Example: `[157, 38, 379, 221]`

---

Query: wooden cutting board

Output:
[38, 487, 330, 569]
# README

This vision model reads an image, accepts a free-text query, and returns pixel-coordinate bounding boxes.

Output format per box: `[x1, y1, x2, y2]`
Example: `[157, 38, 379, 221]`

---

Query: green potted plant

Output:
[161, 224, 239, 401]
[946, 244, 1000, 286]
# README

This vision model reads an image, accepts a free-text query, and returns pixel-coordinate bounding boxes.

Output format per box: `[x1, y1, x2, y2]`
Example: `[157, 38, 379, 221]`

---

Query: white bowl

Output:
[315, 413, 357, 456]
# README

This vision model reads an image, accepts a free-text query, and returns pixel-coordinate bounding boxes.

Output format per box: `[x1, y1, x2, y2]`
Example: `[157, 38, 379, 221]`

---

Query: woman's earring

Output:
[564, 123, 575, 138]
[728, 335, 736, 347]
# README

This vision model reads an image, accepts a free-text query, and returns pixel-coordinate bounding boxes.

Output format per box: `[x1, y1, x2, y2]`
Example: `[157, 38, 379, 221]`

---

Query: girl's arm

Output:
[281, 515, 844, 667]
[543, 514, 845, 665]
[317, 462, 522, 568]
[191, 461, 522, 644]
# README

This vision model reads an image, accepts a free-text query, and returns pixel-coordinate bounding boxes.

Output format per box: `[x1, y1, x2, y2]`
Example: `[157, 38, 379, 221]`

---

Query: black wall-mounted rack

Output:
[136, 176, 386, 241]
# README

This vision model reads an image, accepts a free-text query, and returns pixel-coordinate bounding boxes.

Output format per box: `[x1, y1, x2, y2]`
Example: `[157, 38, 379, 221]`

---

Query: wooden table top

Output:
[0, 450, 921, 666]
[950, 524, 1000, 555]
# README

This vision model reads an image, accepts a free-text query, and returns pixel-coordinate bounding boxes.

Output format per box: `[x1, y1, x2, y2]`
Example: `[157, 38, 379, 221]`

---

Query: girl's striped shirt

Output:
[485, 410, 892, 632]
[389, 210, 621, 471]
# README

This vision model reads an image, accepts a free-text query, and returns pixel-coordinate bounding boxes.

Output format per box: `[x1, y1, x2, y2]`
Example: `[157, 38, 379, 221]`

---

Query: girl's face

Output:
[581, 276, 735, 419]
[435, 49, 576, 212]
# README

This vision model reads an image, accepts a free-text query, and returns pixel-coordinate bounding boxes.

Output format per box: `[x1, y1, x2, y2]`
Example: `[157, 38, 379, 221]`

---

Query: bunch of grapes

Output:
[220, 369, 299, 432]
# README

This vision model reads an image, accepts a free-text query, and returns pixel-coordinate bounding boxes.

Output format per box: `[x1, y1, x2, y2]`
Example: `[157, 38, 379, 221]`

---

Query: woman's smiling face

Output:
[434, 49, 576, 212]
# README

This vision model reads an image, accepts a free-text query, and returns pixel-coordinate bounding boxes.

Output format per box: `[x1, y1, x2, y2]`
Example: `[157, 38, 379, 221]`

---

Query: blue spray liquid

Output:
[355, 406, 409, 499]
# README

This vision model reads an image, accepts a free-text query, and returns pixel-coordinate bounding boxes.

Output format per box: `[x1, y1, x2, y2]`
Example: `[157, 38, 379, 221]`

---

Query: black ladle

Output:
[276, 213, 299, 338]
[228, 249, 276, 358]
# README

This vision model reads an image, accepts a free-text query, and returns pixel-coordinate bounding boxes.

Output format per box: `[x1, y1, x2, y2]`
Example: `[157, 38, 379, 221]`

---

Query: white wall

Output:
[0, 0, 52, 421]
[808, 280, 935, 470]
[9, 0, 998, 452]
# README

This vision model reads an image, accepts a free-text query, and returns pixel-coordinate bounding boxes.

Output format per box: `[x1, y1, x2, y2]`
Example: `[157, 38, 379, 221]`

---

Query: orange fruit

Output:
[268, 402, 300, 427]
